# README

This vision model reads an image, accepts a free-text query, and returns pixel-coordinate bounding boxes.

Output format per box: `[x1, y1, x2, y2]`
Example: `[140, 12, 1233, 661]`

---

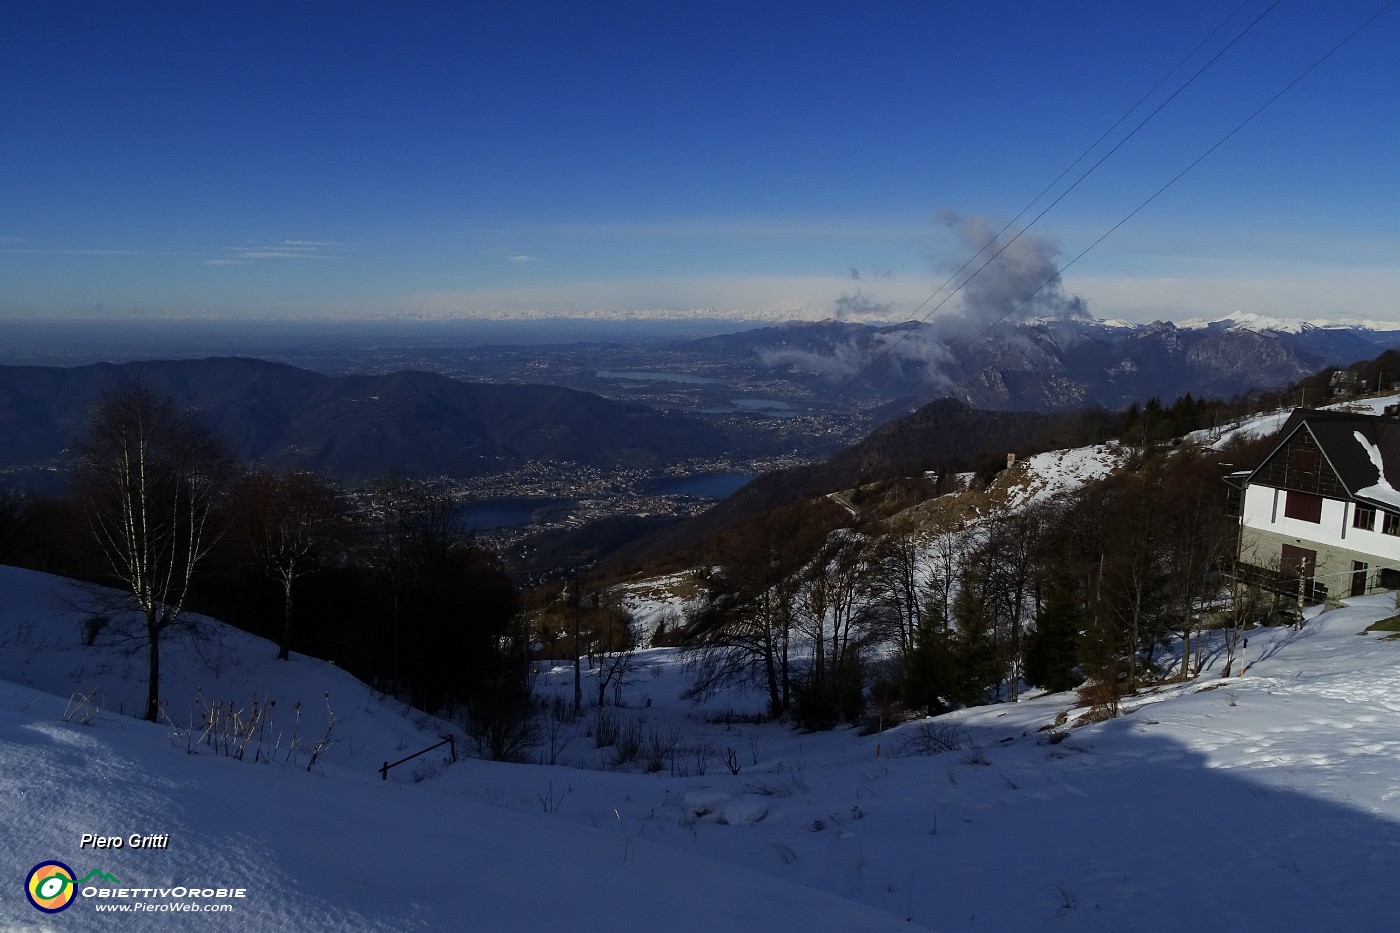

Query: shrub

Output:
[894, 722, 966, 757]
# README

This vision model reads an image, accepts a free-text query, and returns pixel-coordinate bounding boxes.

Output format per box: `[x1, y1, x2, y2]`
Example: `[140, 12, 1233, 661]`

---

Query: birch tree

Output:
[77, 383, 233, 722]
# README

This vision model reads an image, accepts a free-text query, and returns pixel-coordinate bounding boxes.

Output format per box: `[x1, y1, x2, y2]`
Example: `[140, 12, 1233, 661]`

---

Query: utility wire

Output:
[955, 0, 1397, 355]
[901, 0, 1254, 325]
[831, 0, 1280, 401]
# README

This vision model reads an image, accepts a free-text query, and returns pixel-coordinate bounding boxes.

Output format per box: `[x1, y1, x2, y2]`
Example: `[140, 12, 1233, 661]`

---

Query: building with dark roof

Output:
[1233, 407, 1400, 603]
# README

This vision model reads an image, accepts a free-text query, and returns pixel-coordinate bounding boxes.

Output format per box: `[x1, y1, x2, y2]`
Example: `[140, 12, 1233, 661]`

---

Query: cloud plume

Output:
[937, 210, 1089, 330]
[832, 289, 892, 322]
[754, 211, 1090, 388]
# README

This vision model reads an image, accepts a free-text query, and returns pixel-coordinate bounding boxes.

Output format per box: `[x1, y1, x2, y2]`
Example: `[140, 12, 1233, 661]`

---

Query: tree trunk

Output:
[277, 572, 294, 661]
[764, 635, 781, 719]
[145, 609, 161, 722]
[780, 620, 791, 712]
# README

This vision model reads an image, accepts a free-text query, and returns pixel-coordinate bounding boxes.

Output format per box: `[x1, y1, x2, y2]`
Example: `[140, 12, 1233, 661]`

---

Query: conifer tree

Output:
[1024, 565, 1083, 692]
[903, 598, 953, 715]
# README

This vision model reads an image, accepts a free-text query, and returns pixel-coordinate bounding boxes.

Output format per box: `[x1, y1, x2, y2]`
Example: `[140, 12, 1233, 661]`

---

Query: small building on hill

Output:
[1231, 408, 1400, 603]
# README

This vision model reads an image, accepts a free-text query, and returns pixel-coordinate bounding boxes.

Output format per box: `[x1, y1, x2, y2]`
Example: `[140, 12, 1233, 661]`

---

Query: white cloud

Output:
[207, 240, 351, 265]
[0, 247, 144, 256]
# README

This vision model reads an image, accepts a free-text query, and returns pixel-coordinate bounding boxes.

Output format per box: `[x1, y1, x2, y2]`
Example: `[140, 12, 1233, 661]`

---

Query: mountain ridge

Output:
[0, 357, 746, 486]
[671, 315, 1400, 412]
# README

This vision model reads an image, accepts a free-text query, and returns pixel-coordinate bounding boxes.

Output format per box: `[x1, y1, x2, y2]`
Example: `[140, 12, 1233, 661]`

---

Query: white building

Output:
[1233, 408, 1400, 602]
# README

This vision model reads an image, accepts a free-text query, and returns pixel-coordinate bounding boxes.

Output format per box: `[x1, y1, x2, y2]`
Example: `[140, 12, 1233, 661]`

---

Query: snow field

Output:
[6, 407, 1400, 930]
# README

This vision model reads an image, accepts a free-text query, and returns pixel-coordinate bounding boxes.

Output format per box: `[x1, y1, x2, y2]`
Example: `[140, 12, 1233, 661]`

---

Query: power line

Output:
[830, 0, 1282, 401]
[955, 0, 1397, 355]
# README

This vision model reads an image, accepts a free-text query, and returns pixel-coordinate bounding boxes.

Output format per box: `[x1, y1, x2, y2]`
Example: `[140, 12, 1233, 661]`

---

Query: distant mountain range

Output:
[3, 312, 1395, 499]
[674, 314, 1400, 413]
[0, 358, 746, 487]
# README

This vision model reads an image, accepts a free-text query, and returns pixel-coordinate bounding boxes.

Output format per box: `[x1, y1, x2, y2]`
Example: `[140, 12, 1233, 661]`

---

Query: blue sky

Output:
[2, 1, 1397, 325]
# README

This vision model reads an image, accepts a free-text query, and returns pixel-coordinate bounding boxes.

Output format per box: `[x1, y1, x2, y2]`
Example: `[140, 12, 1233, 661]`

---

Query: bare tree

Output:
[683, 549, 797, 718]
[232, 469, 349, 660]
[924, 517, 967, 635]
[1101, 469, 1168, 695]
[1159, 450, 1235, 679]
[682, 504, 822, 717]
[76, 382, 233, 722]
[588, 588, 636, 707]
[981, 508, 1044, 700]
[363, 475, 471, 691]
[792, 531, 878, 726]
[867, 526, 927, 656]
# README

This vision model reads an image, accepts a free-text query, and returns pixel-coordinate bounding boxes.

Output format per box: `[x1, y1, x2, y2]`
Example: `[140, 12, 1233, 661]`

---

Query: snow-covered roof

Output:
[1242, 407, 1400, 511]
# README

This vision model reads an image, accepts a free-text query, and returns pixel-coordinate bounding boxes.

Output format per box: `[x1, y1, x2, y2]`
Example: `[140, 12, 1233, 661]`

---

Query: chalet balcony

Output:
[1230, 560, 1328, 605]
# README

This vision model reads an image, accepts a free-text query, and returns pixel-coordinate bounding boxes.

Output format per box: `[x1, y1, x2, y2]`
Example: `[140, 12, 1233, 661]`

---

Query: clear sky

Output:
[2, 1, 1397, 326]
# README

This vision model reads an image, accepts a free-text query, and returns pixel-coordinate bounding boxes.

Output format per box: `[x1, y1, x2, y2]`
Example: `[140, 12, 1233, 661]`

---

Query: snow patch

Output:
[1352, 430, 1400, 507]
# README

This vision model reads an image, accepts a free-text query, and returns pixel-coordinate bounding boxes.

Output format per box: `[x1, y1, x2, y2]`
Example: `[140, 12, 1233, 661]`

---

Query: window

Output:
[1291, 448, 1319, 473]
[1284, 491, 1323, 523]
[1354, 505, 1377, 531]
[1385, 513, 1400, 537]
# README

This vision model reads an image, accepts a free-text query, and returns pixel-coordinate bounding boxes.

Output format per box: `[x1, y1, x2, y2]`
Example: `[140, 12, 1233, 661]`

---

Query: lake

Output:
[596, 370, 723, 385]
[732, 398, 798, 417]
[646, 472, 754, 498]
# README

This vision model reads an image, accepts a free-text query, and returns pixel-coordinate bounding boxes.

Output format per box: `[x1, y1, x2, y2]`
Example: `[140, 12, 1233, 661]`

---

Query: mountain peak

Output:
[1176, 311, 1334, 335]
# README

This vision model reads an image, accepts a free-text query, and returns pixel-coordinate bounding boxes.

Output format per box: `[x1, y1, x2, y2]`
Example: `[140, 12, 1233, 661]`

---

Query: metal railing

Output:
[379, 734, 457, 781]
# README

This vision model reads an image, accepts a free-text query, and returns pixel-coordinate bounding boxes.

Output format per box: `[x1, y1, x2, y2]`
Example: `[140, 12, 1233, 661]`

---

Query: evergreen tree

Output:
[949, 570, 1000, 707]
[1024, 566, 1083, 692]
[902, 598, 952, 715]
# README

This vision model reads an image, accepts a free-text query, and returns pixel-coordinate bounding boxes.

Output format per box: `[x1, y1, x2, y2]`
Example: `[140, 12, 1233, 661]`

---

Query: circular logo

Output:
[25, 861, 77, 913]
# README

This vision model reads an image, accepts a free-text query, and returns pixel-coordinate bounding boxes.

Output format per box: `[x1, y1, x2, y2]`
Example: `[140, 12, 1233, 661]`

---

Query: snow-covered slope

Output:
[5, 547, 1400, 931]
[0, 566, 919, 932]
[1178, 309, 1400, 335]
[1000, 442, 1129, 509]
[1203, 392, 1400, 450]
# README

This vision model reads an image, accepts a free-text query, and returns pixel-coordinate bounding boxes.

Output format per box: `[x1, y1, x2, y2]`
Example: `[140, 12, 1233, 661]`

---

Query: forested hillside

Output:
[0, 357, 746, 486]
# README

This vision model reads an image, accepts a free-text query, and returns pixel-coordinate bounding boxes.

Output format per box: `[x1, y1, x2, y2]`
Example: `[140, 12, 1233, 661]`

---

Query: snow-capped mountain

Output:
[1181, 310, 1400, 335]
[680, 314, 1400, 411]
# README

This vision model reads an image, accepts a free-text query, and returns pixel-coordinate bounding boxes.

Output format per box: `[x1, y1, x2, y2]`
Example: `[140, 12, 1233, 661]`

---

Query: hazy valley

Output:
[2, 313, 1398, 574]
